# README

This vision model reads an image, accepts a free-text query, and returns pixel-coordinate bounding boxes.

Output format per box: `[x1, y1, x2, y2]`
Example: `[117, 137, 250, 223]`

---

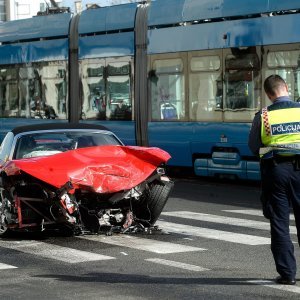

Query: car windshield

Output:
[14, 130, 122, 159]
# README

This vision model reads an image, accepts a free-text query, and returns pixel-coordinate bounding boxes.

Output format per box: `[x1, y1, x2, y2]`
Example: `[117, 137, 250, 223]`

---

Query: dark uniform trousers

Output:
[261, 156, 300, 280]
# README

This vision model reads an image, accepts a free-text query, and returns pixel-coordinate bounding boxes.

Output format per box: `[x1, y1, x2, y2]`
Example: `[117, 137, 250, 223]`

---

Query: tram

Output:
[1, 0, 300, 180]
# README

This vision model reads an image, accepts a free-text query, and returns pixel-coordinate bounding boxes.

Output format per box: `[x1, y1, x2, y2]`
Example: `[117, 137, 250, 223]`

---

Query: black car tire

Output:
[0, 209, 10, 238]
[0, 188, 13, 237]
[0, 223, 9, 237]
[135, 181, 174, 226]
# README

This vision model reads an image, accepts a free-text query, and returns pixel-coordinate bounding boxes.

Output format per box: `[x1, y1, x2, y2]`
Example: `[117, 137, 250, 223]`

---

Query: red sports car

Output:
[0, 123, 173, 236]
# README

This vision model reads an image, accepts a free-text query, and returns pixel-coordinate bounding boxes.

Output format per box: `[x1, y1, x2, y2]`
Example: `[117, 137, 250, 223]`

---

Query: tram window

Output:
[35, 62, 67, 119]
[190, 56, 220, 71]
[150, 58, 185, 121]
[265, 50, 300, 102]
[80, 60, 106, 120]
[0, 68, 18, 117]
[19, 67, 39, 118]
[80, 59, 132, 121]
[0, 63, 67, 120]
[189, 55, 222, 121]
[267, 51, 300, 68]
[224, 51, 260, 121]
[107, 61, 132, 121]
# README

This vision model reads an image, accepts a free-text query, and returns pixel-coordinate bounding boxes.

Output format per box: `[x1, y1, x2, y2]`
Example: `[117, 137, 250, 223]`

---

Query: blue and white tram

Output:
[1, 0, 300, 180]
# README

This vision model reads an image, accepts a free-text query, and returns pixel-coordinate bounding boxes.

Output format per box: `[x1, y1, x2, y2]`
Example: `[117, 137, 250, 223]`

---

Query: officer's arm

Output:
[248, 112, 263, 157]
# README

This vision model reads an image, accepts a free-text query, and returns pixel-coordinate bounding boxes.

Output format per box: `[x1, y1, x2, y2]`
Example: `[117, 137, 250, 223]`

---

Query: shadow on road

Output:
[35, 272, 271, 285]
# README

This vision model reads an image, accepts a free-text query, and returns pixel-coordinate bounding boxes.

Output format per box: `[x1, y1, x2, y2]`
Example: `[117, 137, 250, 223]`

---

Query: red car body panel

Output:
[2, 145, 171, 193]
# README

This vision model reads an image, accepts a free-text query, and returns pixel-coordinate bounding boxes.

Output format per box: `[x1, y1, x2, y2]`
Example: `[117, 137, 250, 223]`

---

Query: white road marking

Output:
[248, 280, 300, 294]
[223, 209, 295, 220]
[145, 258, 209, 272]
[78, 234, 205, 254]
[0, 240, 115, 263]
[157, 221, 270, 245]
[223, 209, 263, 217]
[161, 211, 297, 234]
[0, 263, 18, 270]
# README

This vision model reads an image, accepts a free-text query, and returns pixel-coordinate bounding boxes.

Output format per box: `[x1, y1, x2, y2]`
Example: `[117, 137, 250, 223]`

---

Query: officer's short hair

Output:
[264, 74, 286, 96]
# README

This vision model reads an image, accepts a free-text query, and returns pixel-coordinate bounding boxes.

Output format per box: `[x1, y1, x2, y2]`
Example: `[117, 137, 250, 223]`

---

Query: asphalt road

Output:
[1, 177, 300, 300]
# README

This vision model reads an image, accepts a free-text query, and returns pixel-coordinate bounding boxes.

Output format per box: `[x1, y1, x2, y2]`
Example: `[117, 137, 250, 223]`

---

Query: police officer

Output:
[248, 74, 300, 285]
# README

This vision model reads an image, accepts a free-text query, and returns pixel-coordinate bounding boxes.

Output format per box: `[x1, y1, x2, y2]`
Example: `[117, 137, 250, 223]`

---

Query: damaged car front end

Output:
[0, 124, 173, 236]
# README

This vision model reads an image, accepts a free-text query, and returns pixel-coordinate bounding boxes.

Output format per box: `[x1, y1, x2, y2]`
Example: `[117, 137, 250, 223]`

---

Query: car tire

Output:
[0, 222, 10, 237]
[0, 208, 10, 238]
[135, 181, 174, 226]
[0, 188, 13, 237]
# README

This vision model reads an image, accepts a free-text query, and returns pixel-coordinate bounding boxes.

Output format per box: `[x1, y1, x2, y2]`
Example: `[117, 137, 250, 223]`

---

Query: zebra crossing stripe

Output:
[247, 280, 300, 294]
[223, 209, 295, 221]
[145, 258, 209, 272]
[156, 221, 270, 245]
[0, 240, 115, 263]
[0, 263, 18, 270]
[78, 234, 206, 253]
[223, 209, 263, 216]
[161, 211, 297, 234]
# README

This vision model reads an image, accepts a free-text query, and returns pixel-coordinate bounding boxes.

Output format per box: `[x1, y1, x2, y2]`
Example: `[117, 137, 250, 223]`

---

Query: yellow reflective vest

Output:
[260, 106, 300, 157]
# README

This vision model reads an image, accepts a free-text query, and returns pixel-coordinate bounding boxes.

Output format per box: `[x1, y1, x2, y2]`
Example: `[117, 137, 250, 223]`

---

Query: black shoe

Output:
[276, 276, 296, 285]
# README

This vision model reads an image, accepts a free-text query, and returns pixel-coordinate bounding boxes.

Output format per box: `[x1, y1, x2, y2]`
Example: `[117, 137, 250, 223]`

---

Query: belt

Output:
[273, 155, 297, 163]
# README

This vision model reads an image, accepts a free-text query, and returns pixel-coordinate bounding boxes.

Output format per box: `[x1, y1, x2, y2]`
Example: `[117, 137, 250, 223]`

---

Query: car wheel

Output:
[0, 187, 13, 237]
[135, 181, 174, 226]
[0, 202, 10, 237]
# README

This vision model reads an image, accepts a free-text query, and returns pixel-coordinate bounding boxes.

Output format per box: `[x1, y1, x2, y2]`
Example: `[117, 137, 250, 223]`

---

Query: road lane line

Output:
[78, 235, 206, 253]
[248, 280, 300, 294]
[0, 240, 115, 263]
[161, 211, 297, 234]
[223, 209, 295, 220]
[145, 258, 209, 272]
[0, 263, 18, 270]
[156, 221, 270, 245]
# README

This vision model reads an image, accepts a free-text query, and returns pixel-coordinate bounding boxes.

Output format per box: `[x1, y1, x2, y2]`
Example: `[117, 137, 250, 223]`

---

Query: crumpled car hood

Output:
[2, 145, 171, 193]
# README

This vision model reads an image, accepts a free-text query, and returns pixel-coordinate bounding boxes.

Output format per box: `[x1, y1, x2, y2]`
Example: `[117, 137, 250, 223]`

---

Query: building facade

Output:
[0, 1, 136, 22]
[0, 0, 6, 21]
[2, 0, 64, 21]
